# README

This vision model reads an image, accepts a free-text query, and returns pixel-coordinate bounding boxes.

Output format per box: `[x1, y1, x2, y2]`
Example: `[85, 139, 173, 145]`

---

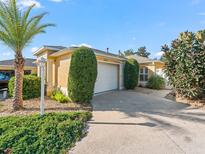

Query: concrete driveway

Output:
[70, 90, 205, 154]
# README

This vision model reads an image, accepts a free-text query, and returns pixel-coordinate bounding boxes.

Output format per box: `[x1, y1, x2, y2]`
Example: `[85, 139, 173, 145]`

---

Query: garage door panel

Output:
[94, 62, 118, 93]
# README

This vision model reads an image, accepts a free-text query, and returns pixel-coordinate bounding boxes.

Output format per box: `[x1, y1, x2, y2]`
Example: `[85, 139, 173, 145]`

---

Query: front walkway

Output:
[70, 90, 205, 154]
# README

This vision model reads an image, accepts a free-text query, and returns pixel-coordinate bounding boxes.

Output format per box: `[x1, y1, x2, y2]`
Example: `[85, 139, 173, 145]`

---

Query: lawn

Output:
[0, 112, 92, 154]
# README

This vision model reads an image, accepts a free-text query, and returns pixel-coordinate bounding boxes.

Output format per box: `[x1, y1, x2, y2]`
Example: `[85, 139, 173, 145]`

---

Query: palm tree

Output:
[0, 0, 54, 110]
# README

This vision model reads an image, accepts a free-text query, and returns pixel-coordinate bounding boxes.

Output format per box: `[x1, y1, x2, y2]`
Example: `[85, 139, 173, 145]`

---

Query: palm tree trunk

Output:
[13, 52, 25, 111]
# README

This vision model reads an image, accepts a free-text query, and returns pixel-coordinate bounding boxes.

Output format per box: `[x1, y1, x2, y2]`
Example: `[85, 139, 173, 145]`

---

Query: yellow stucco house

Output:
[34, 46, 126, 96]
[0, 58, 37, 88]
[127, 55, 165, 87]
[0, 58, 37, 74]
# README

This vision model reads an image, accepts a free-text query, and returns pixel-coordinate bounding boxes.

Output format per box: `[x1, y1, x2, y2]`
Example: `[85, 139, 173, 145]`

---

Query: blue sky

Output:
[0, 0, 205, 60]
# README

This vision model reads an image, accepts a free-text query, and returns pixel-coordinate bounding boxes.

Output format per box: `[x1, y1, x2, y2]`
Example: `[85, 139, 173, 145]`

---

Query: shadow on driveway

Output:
[92, 90, 205, 131]
[70, 90, 205, 154]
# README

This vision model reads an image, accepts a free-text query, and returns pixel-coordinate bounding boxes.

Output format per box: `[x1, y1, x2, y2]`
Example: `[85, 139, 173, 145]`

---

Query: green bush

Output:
[124, 58, 139, 89]
[51, 89, 71, 103]
[162, 30, 205, 99]
[8, 75, 41, 100]
[68, 47, 97, 103]
[30, 73, 37, 76]
[0, 112, 92, 154]
[147, 75, 165, 90]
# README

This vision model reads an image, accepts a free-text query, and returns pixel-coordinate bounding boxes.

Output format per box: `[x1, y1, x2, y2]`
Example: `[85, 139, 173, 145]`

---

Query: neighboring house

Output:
[127, 55, 165, 86]
[0, 58, 37, 88]
[34, 46, 126, 95]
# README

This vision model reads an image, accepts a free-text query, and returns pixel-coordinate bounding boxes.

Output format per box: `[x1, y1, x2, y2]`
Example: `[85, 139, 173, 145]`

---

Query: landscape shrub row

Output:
[0, 112, 92, 154]
[9, 75, 41, 100]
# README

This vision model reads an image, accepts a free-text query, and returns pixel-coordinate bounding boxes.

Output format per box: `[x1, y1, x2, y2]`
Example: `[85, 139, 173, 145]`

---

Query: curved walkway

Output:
[70, 90, 205, 154]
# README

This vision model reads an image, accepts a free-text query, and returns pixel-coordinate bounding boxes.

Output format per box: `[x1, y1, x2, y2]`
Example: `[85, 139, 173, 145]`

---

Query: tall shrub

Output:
[68, 47, 97, 103]
[162, 30, 205, 99]
[124, 58, 139, 89]
[9, 75, 41, 100]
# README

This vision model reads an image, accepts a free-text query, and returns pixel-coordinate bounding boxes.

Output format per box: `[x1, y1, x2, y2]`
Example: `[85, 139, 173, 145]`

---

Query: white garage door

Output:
[94, 62, 118, 93]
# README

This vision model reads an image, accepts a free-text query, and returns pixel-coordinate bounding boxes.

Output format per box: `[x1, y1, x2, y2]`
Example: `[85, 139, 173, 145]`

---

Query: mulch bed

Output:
[0, 97, 92, 117]
[165, 91, 205, 110]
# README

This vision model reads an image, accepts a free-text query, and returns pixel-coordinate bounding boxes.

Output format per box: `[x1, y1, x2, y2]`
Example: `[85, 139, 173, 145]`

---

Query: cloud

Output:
[197, 12, 205, 16]
[191, 0, 201, 5]
[71, 43, 93, 48]
[31, 47, 39, 53]
[18, 0, 42, 8]
[49, 0, 63, 2]
[154, 51, 164, 57]
[2, 52, 11, 56]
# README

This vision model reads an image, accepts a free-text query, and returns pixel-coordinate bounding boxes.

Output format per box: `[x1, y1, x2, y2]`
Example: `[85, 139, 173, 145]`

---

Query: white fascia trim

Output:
[33, 46, 61, 56]
[95, 53, 127, 61]
[97, 60, 120, 65]
[49, 48, 71, 57]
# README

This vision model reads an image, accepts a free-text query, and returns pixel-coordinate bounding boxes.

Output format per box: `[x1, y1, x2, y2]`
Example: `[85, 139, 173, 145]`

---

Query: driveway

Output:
[70, 90, 205, 154]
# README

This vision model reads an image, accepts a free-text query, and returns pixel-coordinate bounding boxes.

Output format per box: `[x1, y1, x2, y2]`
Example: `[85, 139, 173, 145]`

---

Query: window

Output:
[140, 67, 148, 81]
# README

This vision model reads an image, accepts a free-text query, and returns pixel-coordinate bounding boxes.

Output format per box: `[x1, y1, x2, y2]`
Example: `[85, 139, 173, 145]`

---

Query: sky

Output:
[0, 0, 205, 60]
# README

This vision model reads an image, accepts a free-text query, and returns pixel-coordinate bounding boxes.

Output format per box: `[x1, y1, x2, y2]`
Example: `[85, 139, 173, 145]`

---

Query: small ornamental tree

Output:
[68, 47, 97, 103]
[124, 58, 139, 89]
[162, 30, 205, 99]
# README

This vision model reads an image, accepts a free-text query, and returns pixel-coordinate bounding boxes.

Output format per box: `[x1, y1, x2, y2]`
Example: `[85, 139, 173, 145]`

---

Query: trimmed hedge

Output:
[124, 59, 139, 89]
[68, 47, 97, 103]
[9, 75, 41, 100]
[147, 75, 165, 90]
[0, 112, 92, 154]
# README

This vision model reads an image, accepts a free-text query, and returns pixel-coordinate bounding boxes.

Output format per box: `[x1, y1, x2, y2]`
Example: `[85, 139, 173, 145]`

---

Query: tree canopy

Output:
[162, 30, 205, 99]
[136, 46, 150, 58]
[123, 46, 150, 58]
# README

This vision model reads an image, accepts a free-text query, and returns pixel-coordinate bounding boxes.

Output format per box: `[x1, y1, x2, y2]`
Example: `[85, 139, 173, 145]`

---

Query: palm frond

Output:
[0, 0, 54, 52]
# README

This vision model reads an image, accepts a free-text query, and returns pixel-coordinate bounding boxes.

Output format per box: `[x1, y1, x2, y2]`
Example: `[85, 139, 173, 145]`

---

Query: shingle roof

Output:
[0, 58, 36, 67]
[69, 47, 126, 59]
[35, 45, 126, 60]
[91, 48, 125, 59]
[127, 55, 153, 63]
[43, 45, 67, 50]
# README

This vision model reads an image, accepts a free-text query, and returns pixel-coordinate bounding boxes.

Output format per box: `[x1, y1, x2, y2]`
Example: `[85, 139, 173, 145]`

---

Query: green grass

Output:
[0, 112, 92, 154]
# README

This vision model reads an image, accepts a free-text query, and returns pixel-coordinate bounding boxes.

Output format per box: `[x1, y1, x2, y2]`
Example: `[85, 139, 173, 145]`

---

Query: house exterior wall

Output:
[35, 48, 126, 96]
[53, 54, 124, 95]
[119, 63, 124, 90]
[139, 62, 165, 87]
[35, 50, 57, 95]
[55, 54, 71, 95]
